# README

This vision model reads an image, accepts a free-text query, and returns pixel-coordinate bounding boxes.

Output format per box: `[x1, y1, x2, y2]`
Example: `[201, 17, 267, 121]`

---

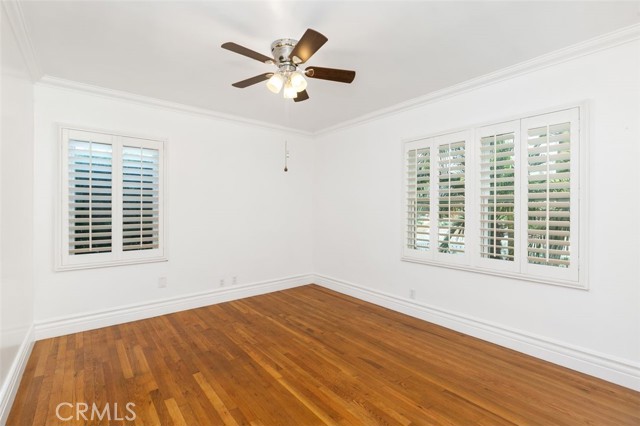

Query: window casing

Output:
[58, 127, 166, 270]
[403, 106, 583, 288]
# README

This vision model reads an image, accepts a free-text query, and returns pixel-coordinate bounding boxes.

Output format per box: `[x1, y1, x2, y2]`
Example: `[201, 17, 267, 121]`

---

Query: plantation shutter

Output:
[122, 144, 161, 251]
[526, 123, 571, 266]
[60, 128, 165, 270]
[402, 107, 581, 287]
[437, 139, 466, 255]
[522, 108, 579, 281]
[67, 133, 113, 255]
[406, 147, 431, 251]
[479, 125, 517, 265]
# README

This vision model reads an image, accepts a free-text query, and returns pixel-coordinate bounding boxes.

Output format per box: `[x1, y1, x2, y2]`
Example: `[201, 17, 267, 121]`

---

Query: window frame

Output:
[401, 103, 588, 289]
[56, 125, 168, 271]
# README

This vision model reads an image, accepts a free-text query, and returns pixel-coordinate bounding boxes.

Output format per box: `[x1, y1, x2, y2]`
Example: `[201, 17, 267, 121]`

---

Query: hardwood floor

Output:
[8, 285, 640, 425]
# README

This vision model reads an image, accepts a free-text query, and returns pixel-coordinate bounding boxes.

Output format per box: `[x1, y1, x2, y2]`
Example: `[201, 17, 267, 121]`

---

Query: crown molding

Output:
[15, 9, 638, 137]
[315, 23, 640, 136]
[1, 0, 43, 81]
[36, 76, 313, 136]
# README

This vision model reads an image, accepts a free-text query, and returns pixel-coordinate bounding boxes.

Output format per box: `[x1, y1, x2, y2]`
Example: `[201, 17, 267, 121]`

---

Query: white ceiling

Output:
[19, 1, 640, 132]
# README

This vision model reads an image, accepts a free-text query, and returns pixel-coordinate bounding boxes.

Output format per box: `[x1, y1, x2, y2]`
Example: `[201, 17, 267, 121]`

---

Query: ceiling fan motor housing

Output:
[271, 38, 299, 72]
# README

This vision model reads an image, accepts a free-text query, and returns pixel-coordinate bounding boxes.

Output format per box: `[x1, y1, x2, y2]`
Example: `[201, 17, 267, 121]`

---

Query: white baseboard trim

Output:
[0, 325, 35, 425]
[29, 273, 640, 392]
[35, 274, 313, 340]
[313, 274, 640, 391]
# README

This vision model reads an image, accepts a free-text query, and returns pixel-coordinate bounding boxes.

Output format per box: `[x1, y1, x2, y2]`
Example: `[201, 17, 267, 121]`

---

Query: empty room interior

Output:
[1, 0, 640, 424]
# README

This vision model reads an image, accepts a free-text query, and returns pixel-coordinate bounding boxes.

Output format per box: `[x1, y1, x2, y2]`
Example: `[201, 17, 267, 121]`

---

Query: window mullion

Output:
[513, 125, 521, 272]
[520, 120, 529, 275]
[429, 139, 437, 259]
[112, 137, 123, 259]
[545, 124, 550, 264]
[139, 148, 143, 244]
[492, 137, 497, 258]
[88, 140, 94, 252]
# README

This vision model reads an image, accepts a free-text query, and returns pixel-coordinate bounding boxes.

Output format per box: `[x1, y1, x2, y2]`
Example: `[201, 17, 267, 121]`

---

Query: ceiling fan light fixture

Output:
[223, 28, 355, 103]
[266, 73, 284, 94]
[283, 80, 297, 99]
[290, 71, 307, 92]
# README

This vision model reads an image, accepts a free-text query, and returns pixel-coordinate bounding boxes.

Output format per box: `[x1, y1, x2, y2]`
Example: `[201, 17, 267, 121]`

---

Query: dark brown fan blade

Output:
[290, 29, 328, 64]
[221, 42, 273, 64]
[293, 90, 309, 102]
[305, 67, 356, 84]
[231, 73, 273, 88]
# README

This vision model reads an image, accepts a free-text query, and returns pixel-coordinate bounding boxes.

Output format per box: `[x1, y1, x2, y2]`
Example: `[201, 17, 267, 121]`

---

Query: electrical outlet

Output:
[410, 288, 416, 299]
[220, 278, 225, 287]
[158, 277, 167, 288]
[232, 276, 237, 285]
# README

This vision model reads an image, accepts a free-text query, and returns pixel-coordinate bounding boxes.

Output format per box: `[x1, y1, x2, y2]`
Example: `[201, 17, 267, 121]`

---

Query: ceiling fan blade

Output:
[294, 90, 309, 102]
[290, 29, 328, 64]
[305, 67, 356, 84]
[231, 73, 273, 88]
[221, 42, 273, 64]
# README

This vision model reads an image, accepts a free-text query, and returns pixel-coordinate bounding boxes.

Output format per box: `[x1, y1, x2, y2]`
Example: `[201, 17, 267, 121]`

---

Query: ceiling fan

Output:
[221, 29, 356, 102]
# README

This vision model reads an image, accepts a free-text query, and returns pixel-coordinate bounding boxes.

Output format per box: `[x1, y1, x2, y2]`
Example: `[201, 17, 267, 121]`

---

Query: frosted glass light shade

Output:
[283, 81, 297, 99]
[266, 73, 284, 94]
[290, 71, 307, 92]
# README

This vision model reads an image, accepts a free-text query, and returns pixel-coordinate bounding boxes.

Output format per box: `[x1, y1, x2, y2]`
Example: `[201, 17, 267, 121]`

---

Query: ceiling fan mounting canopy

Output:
[271, 38, 298, 68]
[221, 28, 356, 102]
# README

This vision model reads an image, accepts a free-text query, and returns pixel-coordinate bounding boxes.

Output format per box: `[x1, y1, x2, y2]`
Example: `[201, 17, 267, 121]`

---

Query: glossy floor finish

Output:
[8, 285, 640, 425]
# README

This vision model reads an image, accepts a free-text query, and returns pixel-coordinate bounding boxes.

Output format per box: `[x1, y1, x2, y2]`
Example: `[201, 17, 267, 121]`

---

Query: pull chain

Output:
[284, 140, 289, 172]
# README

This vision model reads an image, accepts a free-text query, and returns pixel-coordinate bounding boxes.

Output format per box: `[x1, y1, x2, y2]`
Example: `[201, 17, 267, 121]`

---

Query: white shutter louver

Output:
[122, 146, 160, 251]
[438, 141, 465, 254]
[480, 132, 516, 261]
[526, 122, 571, 268]
[407, 148, 431, 250]
[68, 139, 113, 255]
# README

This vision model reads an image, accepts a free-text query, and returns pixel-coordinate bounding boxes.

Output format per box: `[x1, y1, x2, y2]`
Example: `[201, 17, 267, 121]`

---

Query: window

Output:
[402, 106, 583, 288]
[405, 131, 471, 265]
[477, 121, 520, 273]
[122, 142, 161, 252]
[522, 109, 579, 283]
[437, 138, 467, 256]
[58, 128, 166, 270]
[67, 136, 113, 255]
[406, 147, 431, 251]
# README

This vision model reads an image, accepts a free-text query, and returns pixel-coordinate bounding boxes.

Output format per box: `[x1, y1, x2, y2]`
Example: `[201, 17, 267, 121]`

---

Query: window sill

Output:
[401, 256, 587, 290]
[55, 256, 168, 272]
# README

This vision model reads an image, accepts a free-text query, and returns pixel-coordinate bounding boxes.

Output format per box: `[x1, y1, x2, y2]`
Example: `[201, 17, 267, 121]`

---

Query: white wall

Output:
[0, 1, 35, 408]
[33, 86, 314, 323]
[314, 41, 640, 366]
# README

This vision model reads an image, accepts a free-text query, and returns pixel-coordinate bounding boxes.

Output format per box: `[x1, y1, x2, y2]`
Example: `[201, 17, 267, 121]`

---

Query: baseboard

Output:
[313, 274, 640, 391]
[0, 325, 35, 425]
[35, 274, 313, 340]
[30, 273, 640, 391]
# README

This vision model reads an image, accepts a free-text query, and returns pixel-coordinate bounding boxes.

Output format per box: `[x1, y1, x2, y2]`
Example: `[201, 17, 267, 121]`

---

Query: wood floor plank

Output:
[7, 285, 640, 425]
[193, 371, 239, 426]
